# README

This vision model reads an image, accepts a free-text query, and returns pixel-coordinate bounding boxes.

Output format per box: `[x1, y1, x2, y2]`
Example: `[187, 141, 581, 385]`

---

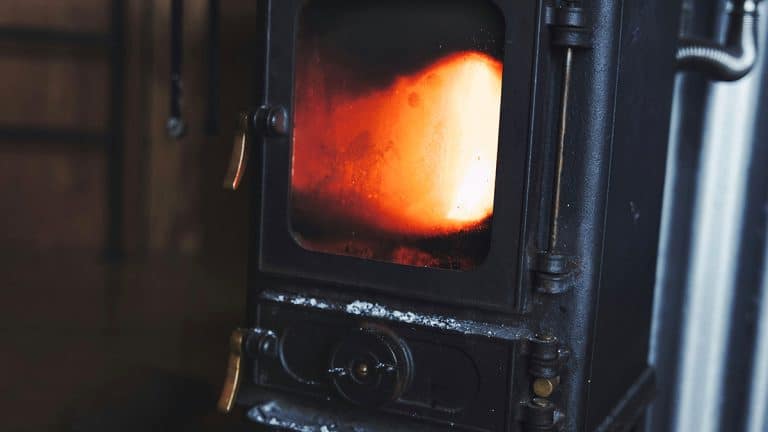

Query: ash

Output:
[345, 300, 467, 331]
[262, 290, 531, 339]
[249, 402, 340, 432]
[272, 294, 332, 310]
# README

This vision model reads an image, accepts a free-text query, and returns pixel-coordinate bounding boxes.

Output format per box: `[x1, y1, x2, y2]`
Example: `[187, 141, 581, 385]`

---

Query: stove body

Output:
[227, 0, 683, 430]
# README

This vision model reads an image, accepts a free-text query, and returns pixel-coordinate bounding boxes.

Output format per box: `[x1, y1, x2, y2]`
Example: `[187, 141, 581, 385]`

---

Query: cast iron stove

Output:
[217, 0, 683, 430]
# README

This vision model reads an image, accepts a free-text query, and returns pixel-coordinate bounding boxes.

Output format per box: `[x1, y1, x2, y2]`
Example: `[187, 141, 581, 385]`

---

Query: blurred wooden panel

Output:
[0, 55, 108, 131]
[199, 0, 259, 261]
[0, 150, 105, 250]
[0, 255, 246, 430]
[120, 0, 152, 255]
[0, 0, 259, 257]
[0, 0, 107, 32]
[0, 1, 111, 255]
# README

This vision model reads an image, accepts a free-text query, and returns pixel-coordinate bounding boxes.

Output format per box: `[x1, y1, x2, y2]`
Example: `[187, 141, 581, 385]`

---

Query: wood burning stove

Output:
[217, 0, 684, 430]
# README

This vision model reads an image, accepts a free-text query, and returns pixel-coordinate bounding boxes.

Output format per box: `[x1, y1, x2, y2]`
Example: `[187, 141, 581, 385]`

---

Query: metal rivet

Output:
[256, 332, 278, 357]
[535, 333, 556, 342]
[266, 106, 289, 136]
[166, 116, 186, 139]
[533, 377, 559, 398]
[354, 362, 370, 378]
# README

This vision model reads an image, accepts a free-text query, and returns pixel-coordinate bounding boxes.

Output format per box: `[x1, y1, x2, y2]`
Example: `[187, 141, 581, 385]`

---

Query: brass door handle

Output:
[217, 329, 246, 413]
[222, 106, 289, 190]
[222, 113, 251, 190]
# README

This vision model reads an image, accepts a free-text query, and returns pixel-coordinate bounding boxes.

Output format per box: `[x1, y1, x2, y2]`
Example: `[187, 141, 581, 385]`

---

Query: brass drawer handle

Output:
[217, 327, 279, 414]
[217, 329, 246, 413]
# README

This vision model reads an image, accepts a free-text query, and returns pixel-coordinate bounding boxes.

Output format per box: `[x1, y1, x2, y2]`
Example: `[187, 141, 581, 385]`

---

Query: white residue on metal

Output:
[288, 296, 330, 309]
[266, 293, 331, 310]
[345, 300, 466, 331]
[249, 404, 338, 432]
[263, 291, 529, 339]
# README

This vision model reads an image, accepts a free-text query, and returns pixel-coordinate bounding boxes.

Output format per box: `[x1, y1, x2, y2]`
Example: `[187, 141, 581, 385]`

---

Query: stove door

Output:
[254, 0, 537, 311]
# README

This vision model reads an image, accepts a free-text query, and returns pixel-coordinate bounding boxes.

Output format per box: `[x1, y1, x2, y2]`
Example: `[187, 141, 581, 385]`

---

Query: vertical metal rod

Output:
[549, 47, 574, 251]
[170, 0, 183, 116]
[106, 0, 125, 260]
[206, 0, 220, 136]
[167, 0, 185, 138]
[104, 0, 125, 342]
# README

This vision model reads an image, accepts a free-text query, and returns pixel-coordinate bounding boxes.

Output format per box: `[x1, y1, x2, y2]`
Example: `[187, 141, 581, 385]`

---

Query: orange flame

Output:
[292, 51, 503, 236]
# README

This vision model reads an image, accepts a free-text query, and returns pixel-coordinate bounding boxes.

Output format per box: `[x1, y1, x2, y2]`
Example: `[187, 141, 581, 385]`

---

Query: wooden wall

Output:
[0, 0, 256, 260]
[0, 1, 109, 252]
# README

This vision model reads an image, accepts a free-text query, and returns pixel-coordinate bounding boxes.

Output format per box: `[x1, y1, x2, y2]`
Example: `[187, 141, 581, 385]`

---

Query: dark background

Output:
[0, 1, 257, 430]
[297, 0, 504, 90]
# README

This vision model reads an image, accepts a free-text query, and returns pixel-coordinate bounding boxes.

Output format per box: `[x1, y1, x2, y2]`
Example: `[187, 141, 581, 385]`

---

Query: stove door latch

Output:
[217, 327, 278, 413]
[223, 106, 290, 190]
[222, 112, 252, 190]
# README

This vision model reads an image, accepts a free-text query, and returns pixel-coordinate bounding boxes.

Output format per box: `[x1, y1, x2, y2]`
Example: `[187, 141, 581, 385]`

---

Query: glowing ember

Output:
[292, 51, 503, 237]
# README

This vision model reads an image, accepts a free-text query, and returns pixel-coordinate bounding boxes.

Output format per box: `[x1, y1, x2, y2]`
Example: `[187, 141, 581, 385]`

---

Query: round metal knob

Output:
[329, 324, 413, 406]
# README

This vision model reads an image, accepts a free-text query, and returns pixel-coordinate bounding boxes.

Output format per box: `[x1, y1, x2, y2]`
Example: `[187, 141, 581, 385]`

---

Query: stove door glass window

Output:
[290, 0, 505, 270]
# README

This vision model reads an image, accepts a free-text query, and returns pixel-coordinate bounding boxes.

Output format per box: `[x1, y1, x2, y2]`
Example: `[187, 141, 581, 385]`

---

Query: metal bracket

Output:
[545, 2, 592, 49]
[533, 252, 573, 294]
[522, 398, 558, 432]
[528, 334, 567, 380]
[523, 335, 568, 431]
